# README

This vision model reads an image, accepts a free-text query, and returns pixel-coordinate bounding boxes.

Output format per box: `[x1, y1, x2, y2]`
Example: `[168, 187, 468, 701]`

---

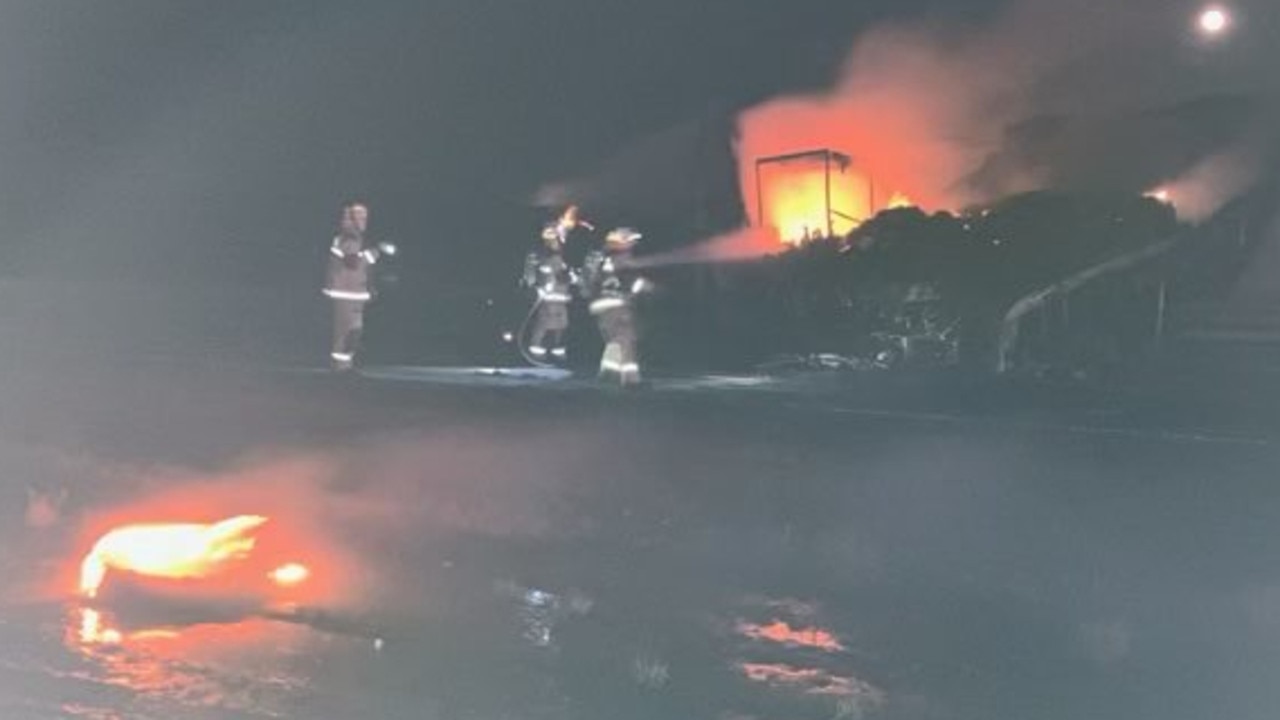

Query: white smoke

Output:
[1160, 122, 1276, 222]
[740, 0, 1280, 215]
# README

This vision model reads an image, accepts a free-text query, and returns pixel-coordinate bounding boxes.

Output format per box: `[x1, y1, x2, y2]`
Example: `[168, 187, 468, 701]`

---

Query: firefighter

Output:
[521, 223, 577, 361]
[323, 202, 391, 371]
[582, 227, 650, 386]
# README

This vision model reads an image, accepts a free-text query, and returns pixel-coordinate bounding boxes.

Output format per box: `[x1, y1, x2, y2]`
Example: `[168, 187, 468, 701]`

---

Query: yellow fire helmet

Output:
[605, 227, 642, 248]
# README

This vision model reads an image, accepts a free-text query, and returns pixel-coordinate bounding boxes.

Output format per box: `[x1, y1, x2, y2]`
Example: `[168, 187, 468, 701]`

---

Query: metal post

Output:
[824, 152, 833, 239]
[754, 159, 764, 232]
[1154, 280, 1167, 345]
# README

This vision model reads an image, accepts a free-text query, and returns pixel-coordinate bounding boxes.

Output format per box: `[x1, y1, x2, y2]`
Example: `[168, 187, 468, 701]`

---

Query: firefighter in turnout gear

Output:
[323, 202, 392, 371]
[583, 227, 649, 386]
[521, 223, 578, 362]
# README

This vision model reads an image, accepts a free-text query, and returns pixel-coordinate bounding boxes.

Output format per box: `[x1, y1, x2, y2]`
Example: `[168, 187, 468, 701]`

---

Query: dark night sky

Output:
[0, 0, 1274, 290]
[0, 0, 991, 287]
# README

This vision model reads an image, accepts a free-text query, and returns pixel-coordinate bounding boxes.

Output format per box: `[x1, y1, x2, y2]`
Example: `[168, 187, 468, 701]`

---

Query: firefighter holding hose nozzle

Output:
[583, 227, 650, 387]
[553, 204, 594, 239]
[520, 223, 577, 362]
[515, 205, 593, 366]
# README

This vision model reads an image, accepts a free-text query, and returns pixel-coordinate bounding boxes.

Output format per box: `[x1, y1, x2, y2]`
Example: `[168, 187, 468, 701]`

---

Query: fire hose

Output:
[514, 295, 557, 369]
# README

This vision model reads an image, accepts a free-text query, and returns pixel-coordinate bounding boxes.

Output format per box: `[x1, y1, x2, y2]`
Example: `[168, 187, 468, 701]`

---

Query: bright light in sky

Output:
[1197, 6, 1231, 37]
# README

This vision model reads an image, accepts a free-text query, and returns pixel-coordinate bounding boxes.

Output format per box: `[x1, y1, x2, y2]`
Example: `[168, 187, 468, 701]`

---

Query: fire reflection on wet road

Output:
[0, 601, 323, 719]
[0, 535, 881, 720]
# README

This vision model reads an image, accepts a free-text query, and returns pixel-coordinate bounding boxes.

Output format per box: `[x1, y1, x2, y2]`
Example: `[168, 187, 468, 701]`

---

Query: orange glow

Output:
[755, 151, 875, 245]
[269, 562, 310, 587]
[886, 191, 914, 209]
[77, 602, 267, 646]
[73, 516, 321, 651]
[79, 515, 270, 598]
[738, 97, 964, 235]
[79, 608, 123, 645]
[737, 620, 845, 652]
[1146, 187, 1172, 205]
[67, 604, 314, 714]
[557, 205, 594, 233]
[76, 513, 324, 606]
[77, 607, 184, 645]
[59, 474, 358, 617]
[740, 662, 884, 702]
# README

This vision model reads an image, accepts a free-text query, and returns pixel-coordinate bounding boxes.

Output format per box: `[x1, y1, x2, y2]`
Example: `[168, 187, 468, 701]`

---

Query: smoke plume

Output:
[739, 0, 1280, 219]
[538, 0, 1279, 267]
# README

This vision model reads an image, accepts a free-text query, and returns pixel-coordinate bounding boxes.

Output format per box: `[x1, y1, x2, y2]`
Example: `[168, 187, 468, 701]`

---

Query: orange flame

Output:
[740, 662, 884, 702]
[557, 205, 594, 233]
[886, 192, 914, 209]
[755, 153, 875, 245]
[269, 562, 310, 587]
[78, 515, 308, 599]
[78, 607, 123, 644]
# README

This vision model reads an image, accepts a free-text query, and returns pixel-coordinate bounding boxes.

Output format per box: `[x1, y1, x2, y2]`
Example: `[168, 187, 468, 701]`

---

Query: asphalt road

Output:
[0, 355, 1277, 719]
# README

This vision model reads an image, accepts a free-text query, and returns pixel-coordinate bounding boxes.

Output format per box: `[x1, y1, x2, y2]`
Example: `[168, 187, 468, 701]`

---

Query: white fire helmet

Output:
[605, 227, 642, 248]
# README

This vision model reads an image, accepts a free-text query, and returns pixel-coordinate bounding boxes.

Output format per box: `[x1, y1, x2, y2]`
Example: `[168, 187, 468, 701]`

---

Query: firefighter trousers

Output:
[594, 305, 640, 385]
[529, 299, 570, 357]
[331, 299, 367, 370]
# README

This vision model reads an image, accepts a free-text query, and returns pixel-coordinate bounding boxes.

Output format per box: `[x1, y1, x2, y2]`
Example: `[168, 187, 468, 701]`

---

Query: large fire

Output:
[749, 148, 915, 246]
[755, 150, 876, 245]
[78, 515, 309, 600]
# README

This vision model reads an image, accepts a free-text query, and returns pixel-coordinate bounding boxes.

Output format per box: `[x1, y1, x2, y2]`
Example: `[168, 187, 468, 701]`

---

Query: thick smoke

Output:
[740, 0, 1280, 220]
[537, 0, 1278, 268]
[739, 19, 1033, 215]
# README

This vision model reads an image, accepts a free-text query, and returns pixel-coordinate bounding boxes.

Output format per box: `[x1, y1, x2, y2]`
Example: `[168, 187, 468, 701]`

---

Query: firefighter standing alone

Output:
[323, 202, 392, 371]
[583, 227, 649, 386]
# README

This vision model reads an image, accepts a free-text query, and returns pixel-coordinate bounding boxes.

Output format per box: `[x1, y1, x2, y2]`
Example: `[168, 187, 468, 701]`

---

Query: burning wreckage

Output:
[521, 149, 1182, 379]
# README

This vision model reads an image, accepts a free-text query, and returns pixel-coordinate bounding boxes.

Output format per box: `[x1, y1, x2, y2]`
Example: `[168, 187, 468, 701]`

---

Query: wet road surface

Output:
[1, 358, 1278, 719]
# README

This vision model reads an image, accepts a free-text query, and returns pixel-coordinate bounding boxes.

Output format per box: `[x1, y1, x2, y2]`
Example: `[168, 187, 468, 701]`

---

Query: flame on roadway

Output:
[269, 562, 311, 587]
[78, 515, 309, 600]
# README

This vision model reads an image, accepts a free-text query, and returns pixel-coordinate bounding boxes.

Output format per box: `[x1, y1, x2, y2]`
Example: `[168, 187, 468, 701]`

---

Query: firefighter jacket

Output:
[324, 233, 381, 302]
[582, 249, 646, 315]
[523, 250, 575, 303]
